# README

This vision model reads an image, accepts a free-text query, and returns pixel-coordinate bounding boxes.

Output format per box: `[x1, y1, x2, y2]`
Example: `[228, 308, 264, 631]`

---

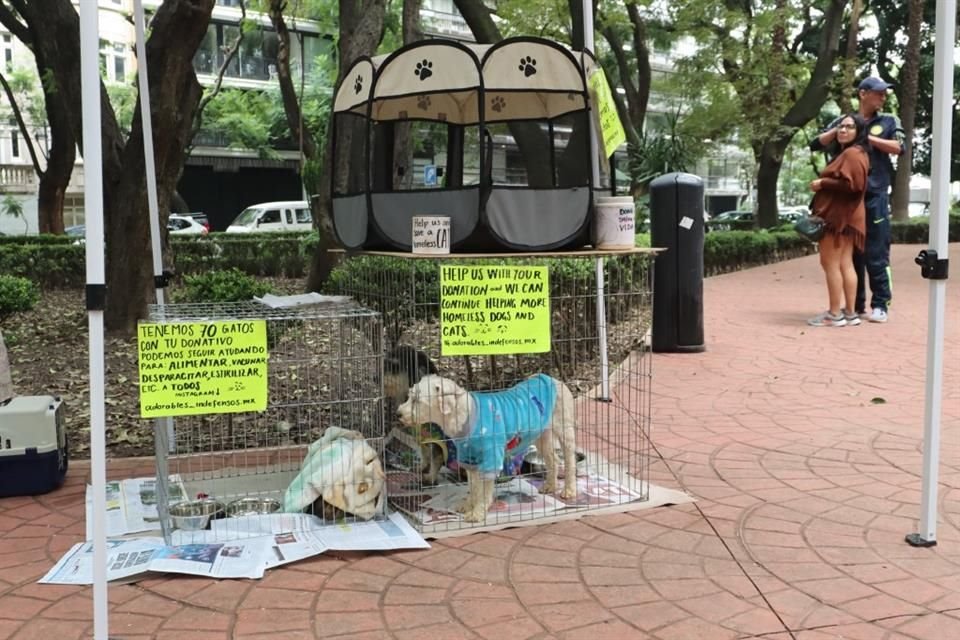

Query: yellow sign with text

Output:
[439, 265, 551, 356]
[137, 320, 269, 418]
[588, 68, 627, 157]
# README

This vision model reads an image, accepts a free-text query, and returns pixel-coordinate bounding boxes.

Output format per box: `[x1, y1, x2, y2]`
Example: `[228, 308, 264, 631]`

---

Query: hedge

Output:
[0, 215, 956, 289]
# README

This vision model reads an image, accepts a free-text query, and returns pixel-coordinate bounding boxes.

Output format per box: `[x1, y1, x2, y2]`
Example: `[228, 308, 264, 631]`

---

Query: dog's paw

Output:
[541, 480, 557, 495]
[462, 506, 488, 523]
[561, 483, 578, 500]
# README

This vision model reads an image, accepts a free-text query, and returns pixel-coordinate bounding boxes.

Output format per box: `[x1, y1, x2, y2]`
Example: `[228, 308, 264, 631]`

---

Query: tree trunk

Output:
[103, 1, 215, 333]
[304, 0, 388, 292]
[755, 136, 791, 227]
[751, 0, 848, 227]
[890, 0, 923, 221]
[452, 0, 552, 187]
[839, 0, 862, 114]
[37, 101, 75, 235]
[0, 329, 13, 403]
[392, 0, 422, 191]
[11, 1, 214, 334]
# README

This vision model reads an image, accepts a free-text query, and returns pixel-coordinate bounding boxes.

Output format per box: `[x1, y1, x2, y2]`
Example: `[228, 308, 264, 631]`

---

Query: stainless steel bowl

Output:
[522, 447, 586, 475]
[225, 497, 282, 517]
[168, 498, 225, 531]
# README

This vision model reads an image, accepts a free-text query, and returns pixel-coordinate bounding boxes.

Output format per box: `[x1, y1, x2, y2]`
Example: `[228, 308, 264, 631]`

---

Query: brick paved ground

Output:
[1, 243, 958, 639]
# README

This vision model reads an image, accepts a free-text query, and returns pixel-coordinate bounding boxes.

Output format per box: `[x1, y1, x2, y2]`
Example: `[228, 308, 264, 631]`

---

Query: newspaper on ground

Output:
[394, 470, 644, 526]
[45, 512, 427, 584]
[40, 538, 166, 585]
[85, 476, 187, 539]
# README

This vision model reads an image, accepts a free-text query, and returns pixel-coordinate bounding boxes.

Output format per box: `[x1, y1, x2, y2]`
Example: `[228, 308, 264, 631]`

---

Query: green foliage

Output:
[171, 233, 314, 278]
[0, 275, 40, 318]
[0, 234, 75, 246]
[891, 214, 960, 244]
[0, 243, 85, 288]
[628, 110, 699, 189]
[1, 194, 27, 234]
[0, 66, 47, 126]
[703, 229, 814, 275]
[173, 268, 272, 304]
[106, 83, 137, 137]
[202, 88, 283, 157]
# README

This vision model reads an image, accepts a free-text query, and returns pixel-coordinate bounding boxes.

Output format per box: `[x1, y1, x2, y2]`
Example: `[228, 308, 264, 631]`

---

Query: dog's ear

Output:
[438, 378, 463, 417]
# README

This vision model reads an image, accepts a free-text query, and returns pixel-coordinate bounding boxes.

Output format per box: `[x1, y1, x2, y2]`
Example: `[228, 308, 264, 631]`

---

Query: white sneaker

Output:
[867, 308, 888, 323]
[807, 311, 847, 327]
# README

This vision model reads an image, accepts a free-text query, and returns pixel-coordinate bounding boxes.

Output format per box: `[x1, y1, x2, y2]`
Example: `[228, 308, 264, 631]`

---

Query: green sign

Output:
[588, 68, 627, 157]
[440, 265, 551, 356]
[137, 320, 268, 417]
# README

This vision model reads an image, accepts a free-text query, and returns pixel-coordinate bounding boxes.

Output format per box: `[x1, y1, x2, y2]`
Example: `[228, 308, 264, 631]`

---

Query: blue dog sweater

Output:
[455, 374, 558, 478]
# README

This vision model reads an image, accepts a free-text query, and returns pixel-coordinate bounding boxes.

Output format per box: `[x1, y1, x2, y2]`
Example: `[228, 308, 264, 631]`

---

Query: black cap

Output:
[858, 77, 893, 92]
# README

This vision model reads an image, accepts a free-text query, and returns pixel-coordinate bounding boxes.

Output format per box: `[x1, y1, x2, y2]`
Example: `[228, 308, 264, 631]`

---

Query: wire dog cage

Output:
[145, 301, 386, 544]
[332, 249, 654, 535]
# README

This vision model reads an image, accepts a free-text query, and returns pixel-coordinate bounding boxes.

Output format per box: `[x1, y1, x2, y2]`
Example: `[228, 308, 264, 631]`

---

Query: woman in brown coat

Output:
[807, 113, 869, 327]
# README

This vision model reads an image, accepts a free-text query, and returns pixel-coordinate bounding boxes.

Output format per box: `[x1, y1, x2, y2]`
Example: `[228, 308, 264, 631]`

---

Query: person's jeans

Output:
[854, 191, 892, 312]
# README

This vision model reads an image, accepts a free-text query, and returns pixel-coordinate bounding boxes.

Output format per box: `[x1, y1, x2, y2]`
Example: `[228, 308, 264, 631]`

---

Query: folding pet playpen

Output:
[331, 37, 603, 252]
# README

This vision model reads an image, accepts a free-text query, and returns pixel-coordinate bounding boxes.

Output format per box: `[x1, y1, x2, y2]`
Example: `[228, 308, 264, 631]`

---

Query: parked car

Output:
[65, 225, 85, 237]
[168, 214, 209, 235]
[908, 202, 929, 217]
[708, 209, 754, 231]
[226, 200, 312, 233]
[778, 206, 808, 224]
[178, 212, 210, 232]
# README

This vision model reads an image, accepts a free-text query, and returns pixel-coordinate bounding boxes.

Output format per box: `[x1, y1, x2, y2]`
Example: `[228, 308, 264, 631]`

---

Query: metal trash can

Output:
[649, 172, 705, 353]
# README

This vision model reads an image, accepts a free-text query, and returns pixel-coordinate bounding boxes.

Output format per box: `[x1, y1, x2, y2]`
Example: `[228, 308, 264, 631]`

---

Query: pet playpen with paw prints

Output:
[330, 37, 607, 252]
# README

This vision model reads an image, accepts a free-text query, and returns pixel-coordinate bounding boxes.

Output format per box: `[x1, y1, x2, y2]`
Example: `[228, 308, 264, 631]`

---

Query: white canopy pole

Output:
[133, 0, 165, 307]
[583, 0, 611, 402]
[906, 0, 954, 548]
[79, 2, 109, 637]
[132, 0, 175, 542]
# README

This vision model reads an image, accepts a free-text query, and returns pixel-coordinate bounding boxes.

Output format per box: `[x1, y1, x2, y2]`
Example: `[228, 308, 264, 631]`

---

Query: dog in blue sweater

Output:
[397, 373, 578, 522]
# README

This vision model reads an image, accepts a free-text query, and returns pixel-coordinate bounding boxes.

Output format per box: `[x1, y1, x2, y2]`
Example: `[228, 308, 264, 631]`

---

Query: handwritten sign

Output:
[412, 216, 451, 254]
[439, 265, 551, 356]
[587, 68, 626, 158]
[137, 320, 268, 418]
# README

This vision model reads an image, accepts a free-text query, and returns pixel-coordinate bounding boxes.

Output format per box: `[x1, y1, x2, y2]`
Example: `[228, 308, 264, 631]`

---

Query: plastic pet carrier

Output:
[0, 395, 68, 497]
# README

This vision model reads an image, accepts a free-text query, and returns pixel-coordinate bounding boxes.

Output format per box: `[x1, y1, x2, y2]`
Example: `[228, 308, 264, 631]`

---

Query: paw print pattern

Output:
[519, 55, 537, 77]
[417, 95, 432, 111]
[414, 59, 433, 81]
[353, 75, 363, 94]
[491, 96, 506, 113]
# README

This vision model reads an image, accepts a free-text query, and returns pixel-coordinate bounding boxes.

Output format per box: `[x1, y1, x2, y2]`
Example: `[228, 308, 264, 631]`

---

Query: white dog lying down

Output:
[397, 373, 577, 522]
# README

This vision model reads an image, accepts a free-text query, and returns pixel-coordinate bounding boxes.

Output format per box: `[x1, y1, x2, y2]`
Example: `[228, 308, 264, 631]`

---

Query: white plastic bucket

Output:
[593, 196, 635, 249]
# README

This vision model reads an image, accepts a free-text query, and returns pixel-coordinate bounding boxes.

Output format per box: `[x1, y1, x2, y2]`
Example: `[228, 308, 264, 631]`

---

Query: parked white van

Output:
[226, 200, 313, 233]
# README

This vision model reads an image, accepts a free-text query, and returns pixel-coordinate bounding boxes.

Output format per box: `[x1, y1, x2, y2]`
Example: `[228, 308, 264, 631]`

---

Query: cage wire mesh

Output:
[331, 251, 654, 534]
[146, 301, 386, 544]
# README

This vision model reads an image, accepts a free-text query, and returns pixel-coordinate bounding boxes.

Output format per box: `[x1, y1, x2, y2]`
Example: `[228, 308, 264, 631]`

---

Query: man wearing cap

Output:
[810, 76, 905, 324]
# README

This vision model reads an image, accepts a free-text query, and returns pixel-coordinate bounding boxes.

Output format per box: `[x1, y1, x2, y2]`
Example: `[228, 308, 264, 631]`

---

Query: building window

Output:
[99, 42, 127, 83]
[2, 34, 12, 71]
[194, 21, 324, 81]
[113, 44, 126, 80]
[10, 129, 20, 159]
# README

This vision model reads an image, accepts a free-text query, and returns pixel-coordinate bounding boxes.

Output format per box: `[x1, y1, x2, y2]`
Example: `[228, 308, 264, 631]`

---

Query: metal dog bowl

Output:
[522, 447, 586, 475]
[168, 498, 225, 531]
[226, 497, 282, 517]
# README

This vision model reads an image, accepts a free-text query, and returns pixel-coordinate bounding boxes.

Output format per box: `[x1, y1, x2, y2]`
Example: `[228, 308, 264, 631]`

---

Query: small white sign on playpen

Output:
[412, 216, 451, 254]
